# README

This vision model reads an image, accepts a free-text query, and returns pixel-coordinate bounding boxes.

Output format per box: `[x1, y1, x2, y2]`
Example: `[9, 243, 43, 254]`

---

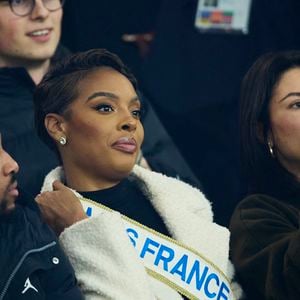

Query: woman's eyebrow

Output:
[86, 91, 118, 102]
[279, 92, 300, 102]
[86, 92, 140, 104]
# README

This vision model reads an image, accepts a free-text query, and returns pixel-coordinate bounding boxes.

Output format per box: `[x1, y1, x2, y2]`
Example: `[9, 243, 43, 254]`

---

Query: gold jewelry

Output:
[267, 140, 274, 158]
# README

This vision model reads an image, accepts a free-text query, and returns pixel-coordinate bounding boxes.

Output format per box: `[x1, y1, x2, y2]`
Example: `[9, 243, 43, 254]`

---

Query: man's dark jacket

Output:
[0, 199, 83, 299]
[0, 49, 69, 198]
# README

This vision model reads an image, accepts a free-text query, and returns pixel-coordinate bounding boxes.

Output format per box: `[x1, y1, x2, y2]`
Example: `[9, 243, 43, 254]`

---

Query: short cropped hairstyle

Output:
[34, 48, 139, 155]
[240, 50, 300, 195]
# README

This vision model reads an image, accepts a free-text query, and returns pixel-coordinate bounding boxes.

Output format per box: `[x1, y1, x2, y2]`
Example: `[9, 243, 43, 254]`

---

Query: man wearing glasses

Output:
[0, 3, 83, 298]
[0, 0, 64, 83]
[0, 4, 114, 296]
[0, 0, 66, 198]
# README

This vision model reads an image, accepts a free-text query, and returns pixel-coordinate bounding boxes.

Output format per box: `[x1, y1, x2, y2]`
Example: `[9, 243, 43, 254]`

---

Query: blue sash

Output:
[81, 197, 235, 300]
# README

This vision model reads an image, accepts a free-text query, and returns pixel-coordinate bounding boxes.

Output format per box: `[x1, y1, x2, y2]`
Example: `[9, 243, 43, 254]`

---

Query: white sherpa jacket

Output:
[41, 165, 242, 300]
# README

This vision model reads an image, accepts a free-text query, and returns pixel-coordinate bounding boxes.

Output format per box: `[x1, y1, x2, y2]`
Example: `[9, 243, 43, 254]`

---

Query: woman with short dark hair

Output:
[34, 49, 241, 300]
[230, 51, 300, 299]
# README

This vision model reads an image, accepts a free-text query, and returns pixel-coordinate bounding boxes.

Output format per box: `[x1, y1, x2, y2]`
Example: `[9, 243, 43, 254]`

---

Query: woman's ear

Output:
[257, 122, 274, 146]
[44, 113, 67, 142]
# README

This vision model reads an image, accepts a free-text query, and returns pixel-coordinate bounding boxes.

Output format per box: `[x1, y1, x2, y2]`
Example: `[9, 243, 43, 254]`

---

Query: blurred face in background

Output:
[0, 134, 19, 214]
[268, 67, 300, 180]
[0, 0, 63, 67]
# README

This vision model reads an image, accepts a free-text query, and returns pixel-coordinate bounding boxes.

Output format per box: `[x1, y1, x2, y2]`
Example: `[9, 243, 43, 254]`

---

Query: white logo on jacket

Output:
[22, 277, 38, 294]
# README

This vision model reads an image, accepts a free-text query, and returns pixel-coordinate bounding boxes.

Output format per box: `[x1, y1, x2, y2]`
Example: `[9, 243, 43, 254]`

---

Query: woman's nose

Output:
[119, 117, 137, 132]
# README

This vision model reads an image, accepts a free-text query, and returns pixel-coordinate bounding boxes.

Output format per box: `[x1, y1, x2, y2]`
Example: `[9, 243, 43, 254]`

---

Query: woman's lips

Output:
[112, 137, 137, 154]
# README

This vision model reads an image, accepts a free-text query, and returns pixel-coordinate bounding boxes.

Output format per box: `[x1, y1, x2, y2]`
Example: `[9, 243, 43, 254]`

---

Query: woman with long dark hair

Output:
[230, 51, 300, 299]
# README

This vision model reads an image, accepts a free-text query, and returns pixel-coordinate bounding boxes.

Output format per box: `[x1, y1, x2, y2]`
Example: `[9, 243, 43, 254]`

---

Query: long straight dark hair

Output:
[240, 50, 300, 197]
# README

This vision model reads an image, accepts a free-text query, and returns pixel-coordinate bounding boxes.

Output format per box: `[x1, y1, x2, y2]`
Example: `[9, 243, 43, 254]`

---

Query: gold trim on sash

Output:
[80, 197, 235, 300]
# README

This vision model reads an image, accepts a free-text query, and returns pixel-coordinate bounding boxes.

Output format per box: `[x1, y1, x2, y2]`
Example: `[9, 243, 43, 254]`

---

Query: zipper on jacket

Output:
[0, 241, 56, 300]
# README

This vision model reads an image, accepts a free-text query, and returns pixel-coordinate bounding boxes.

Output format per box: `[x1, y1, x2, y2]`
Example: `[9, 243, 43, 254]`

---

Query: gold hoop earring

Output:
[267, 140, 275, 158]
[59, 136, 67, 145]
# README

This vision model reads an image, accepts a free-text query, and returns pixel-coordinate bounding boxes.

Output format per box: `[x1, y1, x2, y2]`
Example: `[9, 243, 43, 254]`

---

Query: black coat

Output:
[230, 194, 300, 299]
[0, 47, 70, 198]
[0, 200, 83, 300]
[0, 67, 59, 199]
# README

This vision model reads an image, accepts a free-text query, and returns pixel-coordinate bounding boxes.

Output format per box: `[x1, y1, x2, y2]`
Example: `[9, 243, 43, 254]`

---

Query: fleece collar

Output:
[41, 165, 230, 274]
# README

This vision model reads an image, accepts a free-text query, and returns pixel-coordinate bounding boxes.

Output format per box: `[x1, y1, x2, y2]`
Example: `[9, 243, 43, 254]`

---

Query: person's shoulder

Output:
[235, 193, 290, 216]
[230, 193, 298, 234]
[132, 164, 206, 197]
[132, 165, 213, 219]
[0, 66, 30, 82]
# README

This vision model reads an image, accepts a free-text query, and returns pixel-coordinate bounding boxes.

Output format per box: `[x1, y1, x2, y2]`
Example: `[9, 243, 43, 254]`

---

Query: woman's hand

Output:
[36, 180, 87, 236]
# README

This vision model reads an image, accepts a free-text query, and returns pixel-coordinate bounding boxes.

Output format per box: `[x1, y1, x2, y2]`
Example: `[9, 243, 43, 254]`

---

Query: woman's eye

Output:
[95, 104, 114, 112]
[290, 102, 300, 109]
[132, 109, 141, 119]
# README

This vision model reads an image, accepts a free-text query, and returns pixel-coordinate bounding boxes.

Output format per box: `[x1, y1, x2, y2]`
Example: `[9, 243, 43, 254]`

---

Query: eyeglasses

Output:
[1, 0, 65, 17]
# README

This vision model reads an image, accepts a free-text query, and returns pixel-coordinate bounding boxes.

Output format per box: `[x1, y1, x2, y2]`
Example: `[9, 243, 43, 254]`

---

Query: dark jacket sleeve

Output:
[229, 195, 300, 300]
[28, 206, 84, 300]
[1, 204, 83, 300]
[38, 244, 84, 300]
